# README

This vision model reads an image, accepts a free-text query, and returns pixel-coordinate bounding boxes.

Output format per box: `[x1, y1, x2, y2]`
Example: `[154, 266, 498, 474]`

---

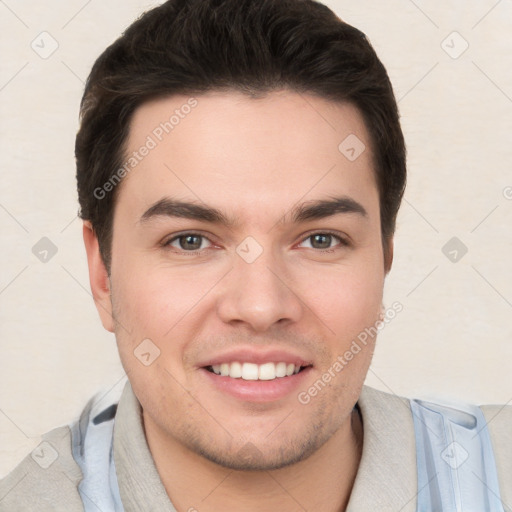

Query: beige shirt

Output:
[1, 381, 511, 511]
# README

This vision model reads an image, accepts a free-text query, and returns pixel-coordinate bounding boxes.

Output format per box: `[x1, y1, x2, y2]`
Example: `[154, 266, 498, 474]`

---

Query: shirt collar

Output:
[346, 385, 417, 511]
[113, 381, 176, 511]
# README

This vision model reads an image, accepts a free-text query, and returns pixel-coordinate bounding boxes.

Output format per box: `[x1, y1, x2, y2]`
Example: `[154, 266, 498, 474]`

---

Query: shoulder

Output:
[359, 386, 512, 504]
[0, 425, 84, 512]
[358, 385, 512, 467]
[480, 402, 512, 505]
[481, 401, 512, 430]
[358, 384, 412, 414]
[360, 384, 512, 433]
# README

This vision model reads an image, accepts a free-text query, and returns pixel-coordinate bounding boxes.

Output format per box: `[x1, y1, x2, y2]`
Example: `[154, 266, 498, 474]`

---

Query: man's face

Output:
[94, 91, 387, 470]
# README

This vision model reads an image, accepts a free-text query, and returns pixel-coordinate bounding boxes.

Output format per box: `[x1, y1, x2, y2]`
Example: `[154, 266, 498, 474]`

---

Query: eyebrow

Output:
[291, 196, 367, 223]
[139, 196, 367, 227]
[140, 198, 236, 225]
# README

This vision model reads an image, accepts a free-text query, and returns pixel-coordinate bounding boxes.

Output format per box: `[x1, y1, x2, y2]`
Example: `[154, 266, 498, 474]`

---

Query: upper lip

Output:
[197, 347, 313, 368]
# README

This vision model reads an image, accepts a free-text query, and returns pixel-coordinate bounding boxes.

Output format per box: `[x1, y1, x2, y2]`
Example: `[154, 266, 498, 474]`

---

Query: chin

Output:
[188, 425, 331, 472]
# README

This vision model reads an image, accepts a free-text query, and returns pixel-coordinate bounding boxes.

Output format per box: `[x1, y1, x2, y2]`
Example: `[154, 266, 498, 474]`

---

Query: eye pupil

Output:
[311, 234, 331, 249]
[180, 235, 202, 250]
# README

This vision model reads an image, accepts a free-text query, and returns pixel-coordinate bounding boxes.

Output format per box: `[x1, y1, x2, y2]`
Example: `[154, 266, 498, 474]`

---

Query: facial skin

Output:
[84, 90, 392, 511]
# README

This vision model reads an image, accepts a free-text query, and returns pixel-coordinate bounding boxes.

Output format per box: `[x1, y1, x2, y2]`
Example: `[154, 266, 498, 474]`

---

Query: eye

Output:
[165, 233, 212, 252]
[298, 232, 348, 250]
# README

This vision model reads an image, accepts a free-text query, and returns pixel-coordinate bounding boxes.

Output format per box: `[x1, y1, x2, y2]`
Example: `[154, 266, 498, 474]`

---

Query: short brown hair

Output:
[76, 0, 406, 271]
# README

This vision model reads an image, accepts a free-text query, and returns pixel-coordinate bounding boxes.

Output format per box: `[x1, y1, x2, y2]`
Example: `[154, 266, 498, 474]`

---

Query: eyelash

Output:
[162, 230, 350, 254]
[298, 231, 351, 251]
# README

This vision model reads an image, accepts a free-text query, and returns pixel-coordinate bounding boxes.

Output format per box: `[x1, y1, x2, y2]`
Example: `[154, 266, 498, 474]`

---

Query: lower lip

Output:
[200, 367, 312, 403]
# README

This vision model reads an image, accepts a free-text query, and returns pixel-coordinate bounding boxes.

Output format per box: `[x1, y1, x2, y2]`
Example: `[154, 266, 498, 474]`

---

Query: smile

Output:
[207, 362, 307, 380]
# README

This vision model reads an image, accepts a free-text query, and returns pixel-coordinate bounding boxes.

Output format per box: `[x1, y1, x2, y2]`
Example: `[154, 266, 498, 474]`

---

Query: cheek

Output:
[111, 274, 164, 335]
[111, 254, 192, 329]
[302, 269, 382, 393]
[296, 263, 383, 334]
[110, 257, 220, 366]
[111, 269, 195, 394]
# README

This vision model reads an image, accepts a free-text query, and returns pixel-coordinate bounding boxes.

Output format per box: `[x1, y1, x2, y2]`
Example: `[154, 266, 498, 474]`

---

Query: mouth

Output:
[200, 360, 313, 403]
[197, 349, 314, 402]
[204, 361, 311, 381]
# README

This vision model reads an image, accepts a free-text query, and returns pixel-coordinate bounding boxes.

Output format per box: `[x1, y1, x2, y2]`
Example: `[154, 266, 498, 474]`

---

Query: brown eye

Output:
[166, 234, 210, 251]
[310, 234, 332, 249]
[298, 232, 349, 251]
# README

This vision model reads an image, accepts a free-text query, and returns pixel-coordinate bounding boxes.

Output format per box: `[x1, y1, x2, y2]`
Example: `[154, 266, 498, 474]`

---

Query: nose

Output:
[216, 247, 303, 332]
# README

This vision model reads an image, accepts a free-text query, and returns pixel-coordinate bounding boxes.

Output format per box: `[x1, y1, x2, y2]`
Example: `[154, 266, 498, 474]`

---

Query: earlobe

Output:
[82, 221, 115, 333]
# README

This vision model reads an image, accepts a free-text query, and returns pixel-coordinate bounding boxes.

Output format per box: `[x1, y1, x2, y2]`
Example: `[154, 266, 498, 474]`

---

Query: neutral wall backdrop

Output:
[1, 0, 511, 477]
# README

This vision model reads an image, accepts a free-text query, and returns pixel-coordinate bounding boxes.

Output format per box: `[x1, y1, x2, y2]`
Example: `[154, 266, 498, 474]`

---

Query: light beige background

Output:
[1, 0, 511, 477]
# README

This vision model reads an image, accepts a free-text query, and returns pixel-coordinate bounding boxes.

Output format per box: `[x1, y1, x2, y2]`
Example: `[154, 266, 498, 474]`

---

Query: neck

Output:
[144, 406, 363, 512]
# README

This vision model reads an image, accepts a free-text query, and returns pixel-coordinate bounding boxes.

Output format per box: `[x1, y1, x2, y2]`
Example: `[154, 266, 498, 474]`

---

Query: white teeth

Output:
[229, 361, 242, 378]
[275, 362, 287, 378]
[258, 362, 275, 380]
[209, 361, 304, 380]
[241, 363, 259, 380]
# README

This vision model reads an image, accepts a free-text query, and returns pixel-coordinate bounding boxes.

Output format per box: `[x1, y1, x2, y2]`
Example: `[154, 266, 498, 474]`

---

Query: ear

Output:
[384, 237, 394, 274]
[82, 221, 115, 332]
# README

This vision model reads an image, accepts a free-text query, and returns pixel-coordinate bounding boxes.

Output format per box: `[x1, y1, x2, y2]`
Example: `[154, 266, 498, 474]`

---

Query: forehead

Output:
[118, 90, 377, 222]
